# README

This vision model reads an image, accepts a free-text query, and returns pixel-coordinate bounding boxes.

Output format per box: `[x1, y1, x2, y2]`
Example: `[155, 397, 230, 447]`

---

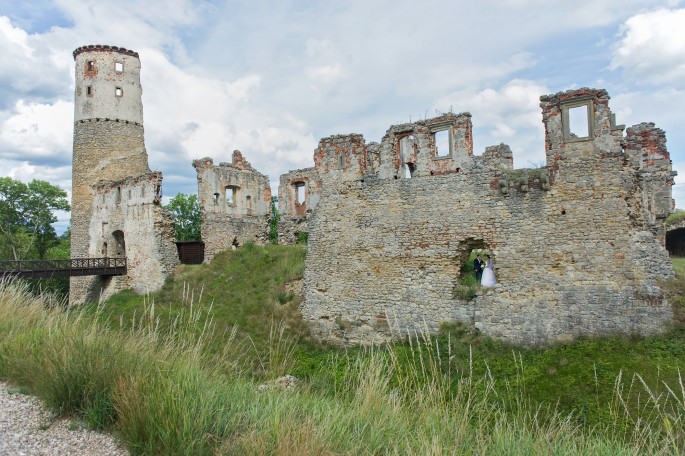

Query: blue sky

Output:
[0, 0, 684, 233]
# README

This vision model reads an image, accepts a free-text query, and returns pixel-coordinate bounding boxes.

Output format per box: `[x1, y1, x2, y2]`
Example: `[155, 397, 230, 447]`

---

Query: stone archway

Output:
[666, 227, 685, 257]
[112, 230, 126, 257]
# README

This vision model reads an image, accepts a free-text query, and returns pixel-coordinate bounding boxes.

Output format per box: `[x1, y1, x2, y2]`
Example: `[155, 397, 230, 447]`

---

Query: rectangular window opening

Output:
[115, 87, 123, 97]
[86, 85, 92, 96]
[226, 186, 236, 205]
[116, 187, 121, 204]
[434, 129, 450, 157]
[567, 105, 590, 139]
[115, 62, 124, 72]
[87, 60, 95, 71]
[296, 183, 306, 204]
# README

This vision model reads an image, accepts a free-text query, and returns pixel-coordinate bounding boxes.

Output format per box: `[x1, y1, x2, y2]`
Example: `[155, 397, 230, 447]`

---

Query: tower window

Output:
[86, 85, 92, 96]
[115, 87, 123, 97]
[87, 60, 95, 71]
[115, 62, 124, 72]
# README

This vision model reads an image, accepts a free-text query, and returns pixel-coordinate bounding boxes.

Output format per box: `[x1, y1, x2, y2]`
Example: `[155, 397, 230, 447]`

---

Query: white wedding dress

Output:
[481, 260, 497, 287]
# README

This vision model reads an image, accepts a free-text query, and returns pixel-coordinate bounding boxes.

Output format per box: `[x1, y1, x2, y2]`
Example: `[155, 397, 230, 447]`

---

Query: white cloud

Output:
[611, 8, 685, 84]
[435, 80, 548, 167]
[0, 99, 73, 161]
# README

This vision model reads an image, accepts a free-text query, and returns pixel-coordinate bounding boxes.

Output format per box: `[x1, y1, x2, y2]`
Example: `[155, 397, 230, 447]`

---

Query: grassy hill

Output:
[0, 244, 683, 454]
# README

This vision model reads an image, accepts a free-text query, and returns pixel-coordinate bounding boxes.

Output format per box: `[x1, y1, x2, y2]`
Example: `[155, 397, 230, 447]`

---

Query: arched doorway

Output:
[112, 230, 126, 257]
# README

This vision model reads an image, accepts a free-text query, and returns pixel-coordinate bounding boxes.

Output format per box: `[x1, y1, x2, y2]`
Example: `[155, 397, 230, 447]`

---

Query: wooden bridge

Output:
[0, 257, 127, 280]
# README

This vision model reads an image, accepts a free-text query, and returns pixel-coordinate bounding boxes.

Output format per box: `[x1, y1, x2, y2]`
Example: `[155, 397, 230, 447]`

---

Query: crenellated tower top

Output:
[73, 44, 143, 125]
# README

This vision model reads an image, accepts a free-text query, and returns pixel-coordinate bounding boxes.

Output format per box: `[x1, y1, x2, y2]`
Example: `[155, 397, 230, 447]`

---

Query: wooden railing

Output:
[0, 257, 127, 279]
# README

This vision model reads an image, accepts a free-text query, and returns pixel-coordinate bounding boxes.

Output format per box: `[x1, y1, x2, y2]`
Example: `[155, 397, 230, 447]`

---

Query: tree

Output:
[0, 177, 70, 260]
[164, 193, 201, 241]
[269, 196, 279, 244]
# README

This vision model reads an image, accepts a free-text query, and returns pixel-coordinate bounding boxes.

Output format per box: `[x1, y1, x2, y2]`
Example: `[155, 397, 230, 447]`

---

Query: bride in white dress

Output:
[481, 257, 497, 287]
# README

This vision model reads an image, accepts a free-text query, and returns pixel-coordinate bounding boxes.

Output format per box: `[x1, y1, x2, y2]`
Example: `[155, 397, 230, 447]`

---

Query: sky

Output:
[0, 0, 684, 233]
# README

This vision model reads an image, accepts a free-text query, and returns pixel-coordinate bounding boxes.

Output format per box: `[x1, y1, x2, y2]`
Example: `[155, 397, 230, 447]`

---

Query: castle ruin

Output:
[69, 47, 676, 346]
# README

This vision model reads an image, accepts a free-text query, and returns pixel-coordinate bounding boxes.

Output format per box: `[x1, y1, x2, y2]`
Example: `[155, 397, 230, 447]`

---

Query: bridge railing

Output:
[0, 257, 127, 279]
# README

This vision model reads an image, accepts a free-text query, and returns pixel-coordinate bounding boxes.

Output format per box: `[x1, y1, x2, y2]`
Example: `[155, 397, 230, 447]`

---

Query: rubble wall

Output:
[301, 88, 676, 346]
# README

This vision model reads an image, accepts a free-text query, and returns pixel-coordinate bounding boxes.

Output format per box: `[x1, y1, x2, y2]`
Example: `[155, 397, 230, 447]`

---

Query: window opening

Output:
[434, 129, 450, 157]
[226, 186, 237, 206]
[116, 187, 121, 204]
[115, 87, 123, 97]
[115, 62, 123, 72]
[338, 154, 345, 169]
[295, 182, 306, 204]
[128, 189, 131, 199]
[87, 60, 95, 71]
[86, 85, 92, 96]
[213, 192, 219, 204]
[141, 186, 145, 198]
[567, 105, 589, 138]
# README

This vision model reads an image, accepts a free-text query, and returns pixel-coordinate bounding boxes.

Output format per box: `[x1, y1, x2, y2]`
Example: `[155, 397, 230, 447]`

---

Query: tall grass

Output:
[0, 280, 683, 454]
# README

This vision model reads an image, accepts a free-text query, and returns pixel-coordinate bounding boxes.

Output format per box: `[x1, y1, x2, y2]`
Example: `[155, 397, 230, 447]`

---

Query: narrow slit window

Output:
[567, 105, 589, 139]
[116, 187, 121, 204]
[86, 85, 92, 96]
[87, 60, 95, 71]
[115, 87, 123, 97]
[338, 154, 345, 169]
[115, 62, 124, 72]
[213, 192, 219, 204]
[434, 129, 450, 157]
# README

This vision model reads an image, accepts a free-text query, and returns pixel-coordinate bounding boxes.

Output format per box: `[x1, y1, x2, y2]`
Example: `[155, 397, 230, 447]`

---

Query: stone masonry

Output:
[193, 151, 272, 262]
[296, 88, 676, 346]
[70, 45, 178, 304]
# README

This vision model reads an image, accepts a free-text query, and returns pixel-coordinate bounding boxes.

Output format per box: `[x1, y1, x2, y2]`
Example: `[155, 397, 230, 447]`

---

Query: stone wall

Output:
[300, 88, 676, 346]
[193, 151, 272, 262]
[89, 172, 179, 300]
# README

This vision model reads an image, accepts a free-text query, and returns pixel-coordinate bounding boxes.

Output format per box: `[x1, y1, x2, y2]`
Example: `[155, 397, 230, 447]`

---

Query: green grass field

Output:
[0, 245, 683, 454]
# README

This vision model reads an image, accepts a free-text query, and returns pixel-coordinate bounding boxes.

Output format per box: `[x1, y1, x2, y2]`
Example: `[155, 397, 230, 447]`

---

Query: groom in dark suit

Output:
[474, 255, 483, 282]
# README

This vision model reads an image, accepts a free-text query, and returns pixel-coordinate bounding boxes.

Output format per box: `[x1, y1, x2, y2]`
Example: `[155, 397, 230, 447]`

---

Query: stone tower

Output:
[70, 45, 177, 305]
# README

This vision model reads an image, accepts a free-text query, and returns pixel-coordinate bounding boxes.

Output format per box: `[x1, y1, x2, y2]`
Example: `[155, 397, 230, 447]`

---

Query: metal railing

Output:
[0, 257, 127, 279]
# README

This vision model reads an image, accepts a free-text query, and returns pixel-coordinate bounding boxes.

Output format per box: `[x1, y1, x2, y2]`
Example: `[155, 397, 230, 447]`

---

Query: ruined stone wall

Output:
[194, 151, 272, 262]
[278, 167, 320, 245]
[89, 173, 179, 301]
[301, 88, 675, 346]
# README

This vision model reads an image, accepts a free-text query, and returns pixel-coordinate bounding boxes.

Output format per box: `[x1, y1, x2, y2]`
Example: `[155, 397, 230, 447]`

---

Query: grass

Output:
[1, 280, 683, 454]
[0, 246, 684, 453]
